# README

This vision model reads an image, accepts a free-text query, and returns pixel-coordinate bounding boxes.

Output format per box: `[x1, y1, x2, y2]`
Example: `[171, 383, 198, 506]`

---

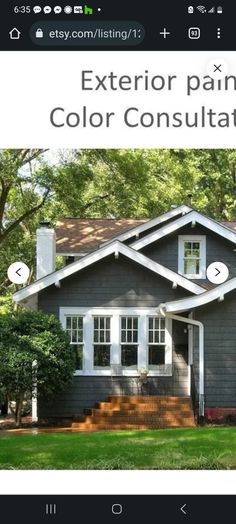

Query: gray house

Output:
[13, 205, 236, 428]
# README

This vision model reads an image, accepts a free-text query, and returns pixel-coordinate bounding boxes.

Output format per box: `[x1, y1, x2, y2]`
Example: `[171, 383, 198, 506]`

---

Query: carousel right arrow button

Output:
[206, 262, 229, 284]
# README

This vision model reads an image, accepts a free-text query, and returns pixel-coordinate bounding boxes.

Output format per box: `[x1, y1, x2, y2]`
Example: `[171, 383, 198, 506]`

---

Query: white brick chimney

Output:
[36, 223, 56, 280]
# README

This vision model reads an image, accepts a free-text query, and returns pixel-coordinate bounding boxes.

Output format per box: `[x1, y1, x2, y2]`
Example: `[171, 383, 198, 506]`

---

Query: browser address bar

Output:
[30, 21, 145, 46]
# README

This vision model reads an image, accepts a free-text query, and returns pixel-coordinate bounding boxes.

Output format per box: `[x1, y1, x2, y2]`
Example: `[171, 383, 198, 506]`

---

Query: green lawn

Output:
[1, 427, 236, 469]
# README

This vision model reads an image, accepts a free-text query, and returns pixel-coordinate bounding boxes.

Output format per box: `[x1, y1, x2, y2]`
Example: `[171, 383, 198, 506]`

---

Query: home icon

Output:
[9, 28, 21, 40]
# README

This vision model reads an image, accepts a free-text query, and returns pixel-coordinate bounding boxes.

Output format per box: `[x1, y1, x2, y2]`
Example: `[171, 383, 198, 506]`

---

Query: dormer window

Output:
[178, 235, 206, 279]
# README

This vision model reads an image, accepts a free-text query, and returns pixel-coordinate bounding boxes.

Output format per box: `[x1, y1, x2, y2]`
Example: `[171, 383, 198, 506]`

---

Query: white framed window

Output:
[148, 317, 166, 368]
[60, 307, 172, 377]
[93, 316, 111, 369]
[65, 315, 84, 370]
[178, 235, 206, 279]
[120, 316, 138, 369]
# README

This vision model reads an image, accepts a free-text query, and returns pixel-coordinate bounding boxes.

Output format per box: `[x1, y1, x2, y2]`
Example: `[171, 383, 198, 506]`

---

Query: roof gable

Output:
[13, 240, 205, 304]
[103, 205, 192, 246]
[131, 211, 236, 251]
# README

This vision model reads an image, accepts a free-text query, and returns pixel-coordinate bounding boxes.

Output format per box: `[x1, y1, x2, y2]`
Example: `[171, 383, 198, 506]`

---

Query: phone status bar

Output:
[1, 2, 234, 50]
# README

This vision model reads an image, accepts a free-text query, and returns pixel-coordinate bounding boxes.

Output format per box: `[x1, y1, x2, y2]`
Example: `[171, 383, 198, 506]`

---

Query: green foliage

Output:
[1, 148, 236, 300]
[0, 294, 13, 314]
[0, 309, 75, 423]
[48, 149, 236, 220]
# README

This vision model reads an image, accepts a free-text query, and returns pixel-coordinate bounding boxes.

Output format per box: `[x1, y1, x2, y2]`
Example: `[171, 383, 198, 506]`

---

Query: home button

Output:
[112, 503, 123, 515]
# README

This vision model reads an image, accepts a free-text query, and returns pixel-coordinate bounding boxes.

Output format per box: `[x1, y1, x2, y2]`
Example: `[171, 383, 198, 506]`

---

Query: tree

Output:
[1, 148, 236, 297]
[0, 309, 75, 426]
[0, 149, 52, 294]
[52, 149, 200, 218]
[0, 149, 51, 245]
[55, 149, 236, 219]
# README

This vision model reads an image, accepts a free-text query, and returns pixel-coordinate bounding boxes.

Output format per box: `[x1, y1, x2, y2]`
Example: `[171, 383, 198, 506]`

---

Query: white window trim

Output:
[65, 314, 84, 371]
[178, 235, 206, 279]
[60, 307, 172, 377]
[120, 315, 139, 370]
[93, 315, 112, 370]
[147, 316, 172, 370]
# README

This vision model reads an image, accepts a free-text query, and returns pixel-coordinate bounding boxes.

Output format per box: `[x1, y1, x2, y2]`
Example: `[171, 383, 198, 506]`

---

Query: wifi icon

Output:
[197, 5, 207, 13]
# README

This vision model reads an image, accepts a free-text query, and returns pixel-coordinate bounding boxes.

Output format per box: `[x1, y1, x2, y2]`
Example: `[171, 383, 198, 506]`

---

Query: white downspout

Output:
[32, 360, 38, 423]
[159, 307, 205, 418]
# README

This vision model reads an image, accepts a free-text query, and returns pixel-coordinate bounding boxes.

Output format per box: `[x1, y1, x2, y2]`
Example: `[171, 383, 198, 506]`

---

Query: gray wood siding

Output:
[193, 291, 236, 407]
[39, 336, 189, 418]
[38, 254, 190, 316]
[38, 256, 190, 418]
[142, 225, 236, 278]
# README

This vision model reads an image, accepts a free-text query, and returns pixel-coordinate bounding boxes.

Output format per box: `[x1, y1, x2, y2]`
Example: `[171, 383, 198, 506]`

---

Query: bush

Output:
[0, 309, 76, 425]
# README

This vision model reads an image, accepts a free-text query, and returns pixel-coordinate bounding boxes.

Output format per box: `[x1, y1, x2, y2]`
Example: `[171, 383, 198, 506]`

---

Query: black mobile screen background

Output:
[1, 1, 236, 521]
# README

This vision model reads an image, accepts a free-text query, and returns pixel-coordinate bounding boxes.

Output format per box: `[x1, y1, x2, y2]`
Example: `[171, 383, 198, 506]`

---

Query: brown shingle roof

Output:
[55, 217, 236, 255]
[56, 218, 147, 254]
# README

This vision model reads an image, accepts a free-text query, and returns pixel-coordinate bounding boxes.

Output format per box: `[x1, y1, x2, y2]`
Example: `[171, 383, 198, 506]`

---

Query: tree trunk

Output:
[15, 393, 24, 427]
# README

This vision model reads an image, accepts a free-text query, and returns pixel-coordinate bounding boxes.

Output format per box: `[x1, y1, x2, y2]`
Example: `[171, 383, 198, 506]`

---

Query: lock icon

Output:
[188, 6, 194, 13]
[36, 28, 44, 38]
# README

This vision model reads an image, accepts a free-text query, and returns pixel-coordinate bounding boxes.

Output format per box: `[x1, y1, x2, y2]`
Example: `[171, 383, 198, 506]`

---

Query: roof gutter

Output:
[159, 306, 205, 418]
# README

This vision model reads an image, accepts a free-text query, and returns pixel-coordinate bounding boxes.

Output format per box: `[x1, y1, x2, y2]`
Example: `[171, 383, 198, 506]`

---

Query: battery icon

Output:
[217, 6, 223, 14]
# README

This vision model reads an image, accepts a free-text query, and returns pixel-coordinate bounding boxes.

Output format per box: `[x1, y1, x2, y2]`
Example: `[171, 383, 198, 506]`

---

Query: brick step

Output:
[73, 411, 194, 424]
[93, 403, 192, 412]
[71, 396, 195, 431]
[72, 420, 195, 431]
[80, 415, 194, 424]
[86, 408, 194, 418]
[107, 396, 191, 405]
[72, 413, 195, 425]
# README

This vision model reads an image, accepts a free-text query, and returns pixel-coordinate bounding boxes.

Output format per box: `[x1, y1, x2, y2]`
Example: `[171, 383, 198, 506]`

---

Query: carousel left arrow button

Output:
[7, 262, 30, 284]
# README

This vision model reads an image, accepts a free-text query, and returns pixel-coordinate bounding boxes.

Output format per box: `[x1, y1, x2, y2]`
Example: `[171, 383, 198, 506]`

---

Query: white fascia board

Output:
[14, 240, 122, 303]
[56, 252, 89, 257]
[102, 205, 192, 246]
[131, 211, 236, 250]
[13, 239, 205, 304]
[162, 277, 236, 313]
